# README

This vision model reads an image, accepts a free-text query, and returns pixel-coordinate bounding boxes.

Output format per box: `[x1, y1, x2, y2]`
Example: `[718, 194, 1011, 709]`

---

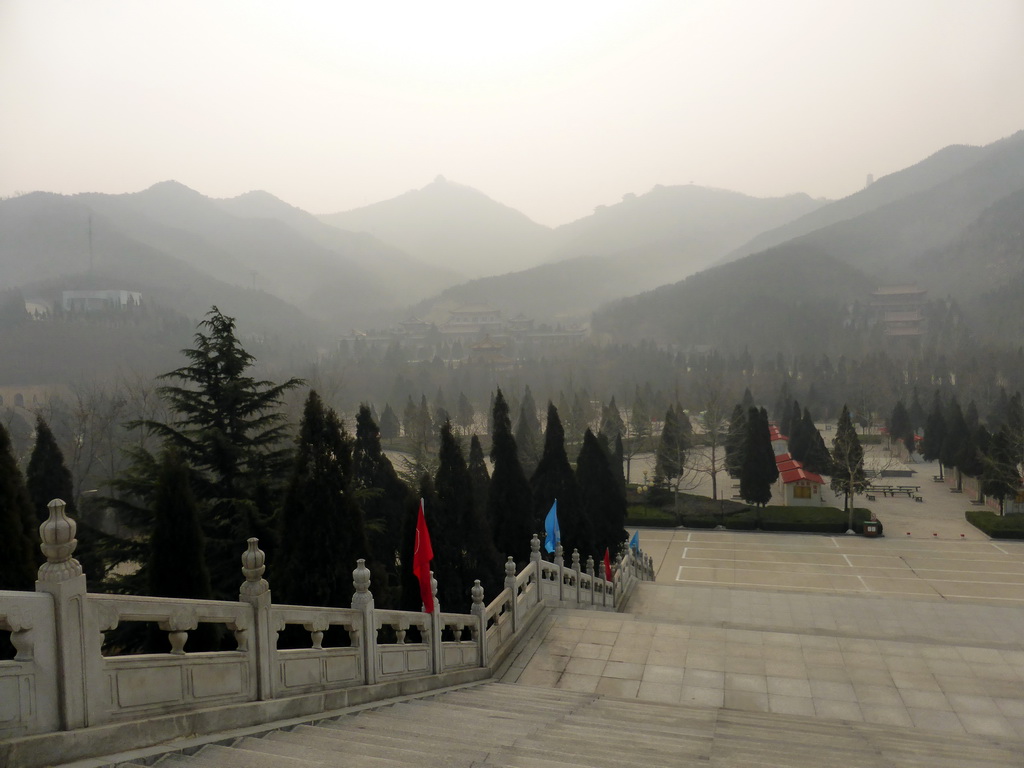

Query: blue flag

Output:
[630, 530, 640, 552]
[544, 500, 560, 554]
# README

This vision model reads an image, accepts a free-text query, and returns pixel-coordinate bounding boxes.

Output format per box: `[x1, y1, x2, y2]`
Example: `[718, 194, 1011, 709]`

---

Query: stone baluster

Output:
[470, 579, 486, 665]
[429, 570, 442, 673]
[530, 533, 542, 564]
[571, 549, 581, 604]
[351, 558, 375, 685]
[239, 537, 273, 700]
[504, 557, 519, 631]
[586, 555, 596, 606]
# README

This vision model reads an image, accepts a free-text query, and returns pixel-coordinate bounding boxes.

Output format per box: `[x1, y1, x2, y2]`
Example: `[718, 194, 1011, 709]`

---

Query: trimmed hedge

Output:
[625, 504, 678, 527]
[965, 510, 1024, 539]
[688, 506, 874, 534]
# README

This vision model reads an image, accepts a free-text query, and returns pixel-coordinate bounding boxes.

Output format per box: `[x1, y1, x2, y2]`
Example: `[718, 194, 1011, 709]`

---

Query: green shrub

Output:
[625, 504, 677, 528]
[966, 510, 1024, 539]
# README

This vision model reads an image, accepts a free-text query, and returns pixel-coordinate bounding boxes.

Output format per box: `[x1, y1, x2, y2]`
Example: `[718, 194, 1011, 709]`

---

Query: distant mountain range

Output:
[387, 182, 827, 321]
[4, 127, 1023, 386]
[592, 130, 1024, 352]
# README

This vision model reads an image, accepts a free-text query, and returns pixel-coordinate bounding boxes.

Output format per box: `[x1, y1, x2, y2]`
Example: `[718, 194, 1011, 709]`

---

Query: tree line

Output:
[0, 309, 629, 635]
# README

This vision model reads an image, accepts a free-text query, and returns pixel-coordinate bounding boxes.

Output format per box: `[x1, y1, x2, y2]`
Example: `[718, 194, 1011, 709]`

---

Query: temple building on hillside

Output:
[870, 285, 927, 340]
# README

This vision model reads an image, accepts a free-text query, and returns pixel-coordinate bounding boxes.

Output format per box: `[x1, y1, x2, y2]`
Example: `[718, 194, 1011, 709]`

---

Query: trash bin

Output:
[863, 521, 880, 538]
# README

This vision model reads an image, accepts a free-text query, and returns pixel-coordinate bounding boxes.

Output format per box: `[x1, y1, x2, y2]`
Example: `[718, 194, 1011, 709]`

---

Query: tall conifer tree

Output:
[831, 405, 868, 528]
[0, 421, 36, 591]
[276, 391, 367, 608]
[576, 429, 624, 558]
[530, 403, 583, 555]
[920, 391, 947, 479]
[352, 403, 408, 607]
[739, 407, 776, 507]
[487, 389, 533, 564]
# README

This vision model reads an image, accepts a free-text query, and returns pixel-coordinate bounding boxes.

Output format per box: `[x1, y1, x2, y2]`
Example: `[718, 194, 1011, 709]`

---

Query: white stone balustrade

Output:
[0, 500, 652, 759]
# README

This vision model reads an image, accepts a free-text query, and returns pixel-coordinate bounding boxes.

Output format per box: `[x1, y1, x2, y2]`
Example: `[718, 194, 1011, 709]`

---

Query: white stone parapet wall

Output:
[0, 502, 652, 745]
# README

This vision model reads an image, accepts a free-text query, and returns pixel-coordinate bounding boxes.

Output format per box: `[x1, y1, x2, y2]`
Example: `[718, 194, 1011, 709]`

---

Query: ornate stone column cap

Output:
[240, 538, 269, 597]
[38, 498, 83, 583]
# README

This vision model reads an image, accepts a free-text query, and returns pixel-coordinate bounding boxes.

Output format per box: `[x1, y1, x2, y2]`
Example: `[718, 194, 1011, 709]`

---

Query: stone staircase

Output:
[113, 681, 1022, 768]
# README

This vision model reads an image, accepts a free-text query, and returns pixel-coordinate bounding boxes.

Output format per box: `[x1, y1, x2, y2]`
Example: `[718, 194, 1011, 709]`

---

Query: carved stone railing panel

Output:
[86, 594, 257, 722]
[0, 592, 59, 739]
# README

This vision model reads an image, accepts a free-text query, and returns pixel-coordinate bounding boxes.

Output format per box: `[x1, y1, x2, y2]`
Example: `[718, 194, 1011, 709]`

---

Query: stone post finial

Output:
[430, 570, 439, 612]
[352, 558, 373, 609]
[240, 537, 269, 597]
[38, 498, 83, 583]
[504, 556, 516, 588]
[554, 542, 564, 567]
[586, 555, 595, 578]
[571, 548, 581, 572]
[470, 579, 484, 617]
[530, 533, 542, 563]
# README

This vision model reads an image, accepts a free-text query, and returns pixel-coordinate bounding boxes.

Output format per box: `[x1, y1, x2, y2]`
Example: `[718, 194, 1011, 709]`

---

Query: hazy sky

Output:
[2, 0, 1023, 226]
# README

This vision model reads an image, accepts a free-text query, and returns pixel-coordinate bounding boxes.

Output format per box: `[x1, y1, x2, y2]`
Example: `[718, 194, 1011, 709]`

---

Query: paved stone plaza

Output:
[503, 458, 1024, 741]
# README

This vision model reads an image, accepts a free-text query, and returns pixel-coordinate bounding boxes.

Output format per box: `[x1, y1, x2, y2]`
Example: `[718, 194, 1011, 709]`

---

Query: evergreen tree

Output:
[123, 307, 301, 599]
[0, 421, 36, 591]
[530, 403, 584, 556]
[982, 427, 1021, 515]
[724, 404, 747, 479]
[600, 396, 625, 441]
[465, 435, 503, 602]
[908, 388, 927, 434]
[913, 387, 929, 436]
[276, 391, 368, 608]
[576, 429, 624, 558]
[433, 420, 473, 611]
[1008, 392, 1024, 469]
[959, 425, 989, 494]
[468, 435, 491, 533]
[831, 405, 868, 527]
[654, 405, 690, 515]
[613, 433, 626, 492]
[987, 388, 1010, 432]
[799, 408, 833, 476]
[403, 396, 418, 438]
[741, 387, 755, 412]
[739, 407, 776, 508]
[942, 397, 968, 490]
[352, 403, 408, 607]
[487, 389, 534, 564]
[888, 400, 914, 457]
[148, 449, 211, 601]
[787, 401, 808, 461]
[26, 416, 75, 538]
[779, 399, 799, 445]
[27, 415, 105, 585]
[514, 401, 541, 478]
[379, 403, 400, 440]
[920, 391, 947, 479]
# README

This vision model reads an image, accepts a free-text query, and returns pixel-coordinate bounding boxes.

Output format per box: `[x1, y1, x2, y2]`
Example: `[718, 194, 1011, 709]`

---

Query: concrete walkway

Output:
[503, 456, 1024, 742]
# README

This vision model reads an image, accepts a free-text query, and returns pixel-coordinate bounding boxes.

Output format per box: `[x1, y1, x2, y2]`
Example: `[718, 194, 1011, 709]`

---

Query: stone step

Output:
[234, 732, 476, 767]
[288, 724, 499, 761]
[163, 743, 319, 768]
[115, 677, 1024, 768]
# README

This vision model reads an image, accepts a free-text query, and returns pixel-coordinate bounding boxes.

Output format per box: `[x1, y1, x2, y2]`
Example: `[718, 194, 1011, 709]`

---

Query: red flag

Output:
[413, 498, 435, 613]
[603, 547, 612, 581]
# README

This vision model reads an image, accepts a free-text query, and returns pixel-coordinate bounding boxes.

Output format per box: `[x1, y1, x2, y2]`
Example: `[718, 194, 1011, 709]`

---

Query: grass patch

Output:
[965, 510, 1024, 539]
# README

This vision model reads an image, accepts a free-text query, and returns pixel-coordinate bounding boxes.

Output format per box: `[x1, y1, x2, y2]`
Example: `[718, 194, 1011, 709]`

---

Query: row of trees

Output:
[1, 309, 630, 625]
[916, 391, 1023, 513]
